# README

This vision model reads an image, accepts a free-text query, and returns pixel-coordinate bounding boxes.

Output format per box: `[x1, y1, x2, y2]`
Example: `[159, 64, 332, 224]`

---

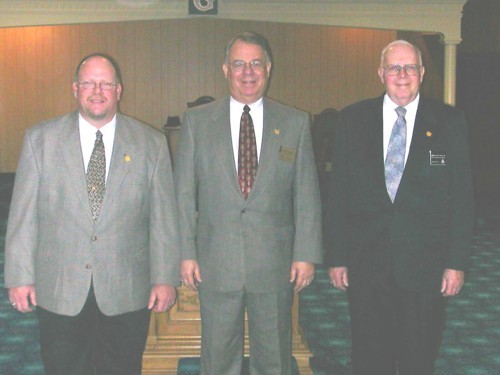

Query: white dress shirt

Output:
[382, 94, 420, 165]
[79, 114, 116, 181]
[229, 97, 263, 170]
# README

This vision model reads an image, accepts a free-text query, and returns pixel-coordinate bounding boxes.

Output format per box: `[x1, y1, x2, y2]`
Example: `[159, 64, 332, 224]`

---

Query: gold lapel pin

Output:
[426, 131, 432, 137]
[124, 154, 131, 162]
[274, 129, 280, 135]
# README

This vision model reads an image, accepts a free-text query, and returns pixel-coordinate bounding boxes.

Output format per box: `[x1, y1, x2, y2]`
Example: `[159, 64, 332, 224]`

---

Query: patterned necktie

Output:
[238, 105, 258, 199]
[385, 106, 407, 202]
[87, 130, 106, 221]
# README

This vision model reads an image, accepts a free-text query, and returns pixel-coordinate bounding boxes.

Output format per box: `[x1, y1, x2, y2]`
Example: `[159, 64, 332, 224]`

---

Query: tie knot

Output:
[395, 106, 406, 118]
[243, 105, 251, 114]
[96, 130, 103, 141]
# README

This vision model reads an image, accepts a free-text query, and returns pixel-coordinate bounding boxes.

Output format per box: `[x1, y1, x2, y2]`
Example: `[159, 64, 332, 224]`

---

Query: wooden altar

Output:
[142, 286, 313, 374]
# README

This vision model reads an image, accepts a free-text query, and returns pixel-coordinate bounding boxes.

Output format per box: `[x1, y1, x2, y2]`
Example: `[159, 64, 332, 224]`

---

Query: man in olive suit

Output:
[175, 32, 322, 375]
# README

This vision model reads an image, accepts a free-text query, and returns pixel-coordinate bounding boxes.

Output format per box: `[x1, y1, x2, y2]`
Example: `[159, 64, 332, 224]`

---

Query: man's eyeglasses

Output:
[383, 64, 422, 76]
[77, 81, 118, 90]
[230, 59, 265, 72]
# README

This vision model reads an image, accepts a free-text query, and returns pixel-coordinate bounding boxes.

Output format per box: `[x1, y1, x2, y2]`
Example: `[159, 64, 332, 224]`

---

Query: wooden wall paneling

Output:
[52, 25, 75, 117]
[309, 26, 324, 115]
[296, 24, 314, 113]
[358, 28, 378, 102]
[284, 24, 298, 109]
[166, 19, 183, 119]
[133, 21, 158, 128]
[0, 19, 409, 172]
[262, 22, 284, 105]
[323, 28, 339, 112]
[0, 28, 5, 169]
[203, 18, 219, 102]
[186, 19, 201, 115]
[344, 29, 362, 106]
[69, 24, 82, 92]
[9, 28, 27, 171]
[178, 20, 190, 119]
[38, 27, 54, 122]
[149, 21, 164, 129]
[118, 22, 139, 120]
[335, 27, 347, 109]
[213, 19, 234, 101]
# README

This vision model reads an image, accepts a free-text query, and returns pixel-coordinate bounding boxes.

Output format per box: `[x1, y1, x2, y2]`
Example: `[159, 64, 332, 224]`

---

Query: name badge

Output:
[279, 146, 296, 162]
[429, 150, 446, 166]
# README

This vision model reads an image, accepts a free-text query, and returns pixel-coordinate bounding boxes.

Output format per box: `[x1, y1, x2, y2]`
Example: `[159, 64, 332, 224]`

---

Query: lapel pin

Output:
[426, 131, 432, 137]
[274, 129, 280, 135]
[124, 154, 131, 162]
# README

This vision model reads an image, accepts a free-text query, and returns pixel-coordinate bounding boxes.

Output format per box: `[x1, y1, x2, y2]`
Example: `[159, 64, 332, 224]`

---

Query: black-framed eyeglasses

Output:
[77, 81, 118, 90]
[383, 64, 422, 76]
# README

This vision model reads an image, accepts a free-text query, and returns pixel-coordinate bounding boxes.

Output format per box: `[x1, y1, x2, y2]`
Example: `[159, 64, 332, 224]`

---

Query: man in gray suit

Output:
[175, 32, 322, 374]
[4, 53, 180, 375]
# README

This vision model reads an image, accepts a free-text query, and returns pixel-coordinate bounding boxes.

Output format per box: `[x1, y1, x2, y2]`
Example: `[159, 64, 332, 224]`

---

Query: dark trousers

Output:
[36, 285, 151, 375]
[347, 279, 446, 375]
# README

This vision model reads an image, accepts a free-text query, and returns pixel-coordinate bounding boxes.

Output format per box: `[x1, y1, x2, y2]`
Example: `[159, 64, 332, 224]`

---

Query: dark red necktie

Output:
[238, 105, 258, 199]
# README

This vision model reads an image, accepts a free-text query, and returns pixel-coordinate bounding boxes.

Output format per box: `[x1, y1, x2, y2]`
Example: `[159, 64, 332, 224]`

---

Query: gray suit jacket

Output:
[4, 111, 180, 316]
[174, 97, 322, 293]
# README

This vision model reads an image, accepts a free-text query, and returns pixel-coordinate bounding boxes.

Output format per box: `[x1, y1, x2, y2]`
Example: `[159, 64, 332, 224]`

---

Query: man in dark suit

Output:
[175, 32, 322, 374]
[4, 53, 180, 374]
[325, 40, 474, 375]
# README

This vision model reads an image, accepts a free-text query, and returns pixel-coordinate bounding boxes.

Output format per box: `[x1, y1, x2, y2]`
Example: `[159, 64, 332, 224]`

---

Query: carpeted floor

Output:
[1, 172, 499, 374]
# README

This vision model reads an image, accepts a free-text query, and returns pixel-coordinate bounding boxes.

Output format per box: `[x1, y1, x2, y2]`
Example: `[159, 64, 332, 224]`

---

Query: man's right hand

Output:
[328, 267, 349, 291]
[180, 260, 202, 291]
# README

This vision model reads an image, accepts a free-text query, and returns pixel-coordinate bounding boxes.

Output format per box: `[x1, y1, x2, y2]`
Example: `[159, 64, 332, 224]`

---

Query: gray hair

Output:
[224, 31, 272, 64]
[380, 40, 423, 67]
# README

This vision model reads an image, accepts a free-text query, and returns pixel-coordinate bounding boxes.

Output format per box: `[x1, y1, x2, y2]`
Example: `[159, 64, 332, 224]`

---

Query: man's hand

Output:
[329, 267, 349, 291]
[290, 261, 315, 293]
[148, 284, 177, 312]
[441, 269, 464, 297]
[9, 285, 37, 313]
[180, 259, 202, 291]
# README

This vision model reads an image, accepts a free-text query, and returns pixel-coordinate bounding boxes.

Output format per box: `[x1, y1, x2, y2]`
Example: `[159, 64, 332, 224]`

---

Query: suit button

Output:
[241, 209, 246, 214]
[91, 236, 97, 241]
[85, 264, 92, 269]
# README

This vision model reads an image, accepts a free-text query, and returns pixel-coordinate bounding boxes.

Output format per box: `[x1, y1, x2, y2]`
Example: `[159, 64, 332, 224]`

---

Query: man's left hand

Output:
[148, 284, 177, 312]
[290, 262, 315, 293]
[441, 269, 464, 297]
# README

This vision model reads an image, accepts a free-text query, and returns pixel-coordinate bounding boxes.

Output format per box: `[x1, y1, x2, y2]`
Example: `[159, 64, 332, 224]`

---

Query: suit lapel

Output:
[363, 97, 391, 204]
[397, 98, 437, 201]
[208, 99, 243, 199]
[58, 112, 94, 222]
[99, 114, 135, 216]
[247, 99, 281, 201]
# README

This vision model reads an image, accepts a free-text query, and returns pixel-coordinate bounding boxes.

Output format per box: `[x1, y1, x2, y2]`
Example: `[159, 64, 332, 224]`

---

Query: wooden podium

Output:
[142, 286, 313, 374]
[141, 126, 314, 374]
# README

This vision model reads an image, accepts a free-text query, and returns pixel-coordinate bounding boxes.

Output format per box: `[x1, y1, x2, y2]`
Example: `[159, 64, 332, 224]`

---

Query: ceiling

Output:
[0, 0, 468, 43]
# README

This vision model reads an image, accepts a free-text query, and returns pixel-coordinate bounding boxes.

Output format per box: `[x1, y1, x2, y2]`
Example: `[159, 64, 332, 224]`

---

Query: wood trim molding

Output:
[0, 0, 466, 43]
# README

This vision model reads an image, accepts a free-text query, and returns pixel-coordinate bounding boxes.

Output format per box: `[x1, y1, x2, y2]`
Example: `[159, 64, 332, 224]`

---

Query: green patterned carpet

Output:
[1, 173, 499, 374]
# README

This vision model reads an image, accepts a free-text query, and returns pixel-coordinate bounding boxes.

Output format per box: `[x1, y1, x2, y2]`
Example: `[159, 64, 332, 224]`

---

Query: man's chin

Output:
[88, 112, 108, 121]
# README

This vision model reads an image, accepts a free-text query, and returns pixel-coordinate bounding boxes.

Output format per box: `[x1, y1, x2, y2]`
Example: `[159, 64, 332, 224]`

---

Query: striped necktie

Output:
[238, 105, 258, 199]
